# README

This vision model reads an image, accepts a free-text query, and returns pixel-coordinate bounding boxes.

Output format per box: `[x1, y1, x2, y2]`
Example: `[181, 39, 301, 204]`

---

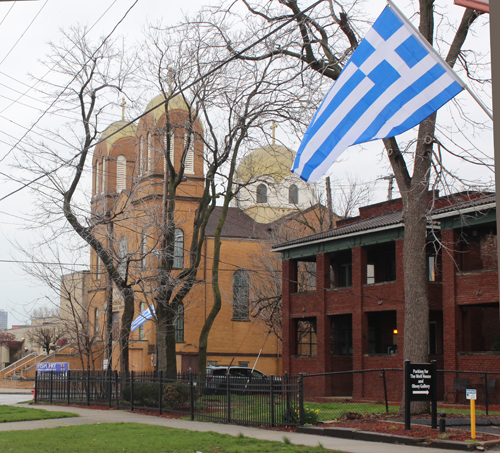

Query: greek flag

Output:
[292, 5, 464, 183]
[131, 305, 155, 332]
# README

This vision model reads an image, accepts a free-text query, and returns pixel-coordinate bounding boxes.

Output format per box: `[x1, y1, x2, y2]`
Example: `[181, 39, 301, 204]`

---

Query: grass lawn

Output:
[303, 401, 399, 421]
[0, 405, 78, 423]
[0, 423, 340, 452]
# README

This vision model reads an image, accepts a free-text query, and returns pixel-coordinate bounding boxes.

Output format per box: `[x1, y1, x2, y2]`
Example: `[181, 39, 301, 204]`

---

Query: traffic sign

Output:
[466, 389, 477, 400]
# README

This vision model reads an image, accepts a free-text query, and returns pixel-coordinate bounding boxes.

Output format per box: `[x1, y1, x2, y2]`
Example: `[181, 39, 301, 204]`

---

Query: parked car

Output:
[205, 365, 281, 394]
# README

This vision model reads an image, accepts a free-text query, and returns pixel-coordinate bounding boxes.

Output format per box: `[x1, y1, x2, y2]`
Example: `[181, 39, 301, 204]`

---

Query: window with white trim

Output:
[141, 230, 147, 270]
[147, 133, 152, 172]
[116, 155, 127, 192]
[139, 136, 144, 175]
[138, 302, 144, 340]
[175, 303, 184, 342]
[184, 133, 194, 174]
[101, 158, 106, 193]
[96, 161, 100, 194]
[173, 228, 184, 269]
[233, 270, 249, 320]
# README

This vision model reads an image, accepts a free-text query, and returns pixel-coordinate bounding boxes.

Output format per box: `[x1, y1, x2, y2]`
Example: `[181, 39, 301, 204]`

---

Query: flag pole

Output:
[387, 0, 493, 121]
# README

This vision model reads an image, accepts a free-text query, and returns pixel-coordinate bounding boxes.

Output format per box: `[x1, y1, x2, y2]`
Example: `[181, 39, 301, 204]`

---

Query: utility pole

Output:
[378, 174, 395, 201]
[325, 176, 334, 229]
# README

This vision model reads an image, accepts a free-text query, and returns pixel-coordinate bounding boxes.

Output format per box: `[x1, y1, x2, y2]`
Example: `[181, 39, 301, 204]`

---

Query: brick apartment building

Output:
[273, 192, 498, 400]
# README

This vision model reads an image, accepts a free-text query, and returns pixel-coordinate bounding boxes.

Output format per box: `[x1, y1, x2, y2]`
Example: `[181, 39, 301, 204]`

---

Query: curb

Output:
[297, 425, 500, 450]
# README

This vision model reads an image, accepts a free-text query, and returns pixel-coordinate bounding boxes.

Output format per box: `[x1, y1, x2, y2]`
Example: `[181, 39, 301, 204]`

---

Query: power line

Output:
[0, 0, 324, 203]
[0, 0, 48, 68]
[0, 0, 139, 165]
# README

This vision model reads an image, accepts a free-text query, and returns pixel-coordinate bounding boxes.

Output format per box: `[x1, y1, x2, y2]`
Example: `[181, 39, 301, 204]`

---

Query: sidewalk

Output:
[0, 403, 467, 453]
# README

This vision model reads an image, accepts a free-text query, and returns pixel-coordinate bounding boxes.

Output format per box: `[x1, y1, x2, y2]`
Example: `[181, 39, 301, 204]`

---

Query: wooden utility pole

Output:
[325, 176, 334, 229]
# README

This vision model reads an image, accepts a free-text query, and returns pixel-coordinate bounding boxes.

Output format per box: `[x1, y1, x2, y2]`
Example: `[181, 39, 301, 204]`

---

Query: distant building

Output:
[0, 311, 7, 330]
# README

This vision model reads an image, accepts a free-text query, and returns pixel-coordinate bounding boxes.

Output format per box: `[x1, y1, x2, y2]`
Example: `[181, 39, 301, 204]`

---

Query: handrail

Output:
[1, 352, 37, 378]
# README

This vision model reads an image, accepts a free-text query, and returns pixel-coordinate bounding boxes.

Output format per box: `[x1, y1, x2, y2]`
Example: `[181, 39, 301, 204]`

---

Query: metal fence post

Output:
[34, 371, 38, 404]
[226, 374, 231, 424]
[285, 372, 291, 423]
[159, 370, 163, 415]
[115, 370, 119, 409]
[87, 369, 91, 406]
[108, 370, 112, 408]
[189, 370, 195, 421]
[382, 370, 389, 413]
[270, 375, 275, 427]
[67, 370, 71, 405]
[298, 373, 305, 426]
[50, 371, 53, 404]
[485, 373, 489, 415]
[130, 371, 134, 412]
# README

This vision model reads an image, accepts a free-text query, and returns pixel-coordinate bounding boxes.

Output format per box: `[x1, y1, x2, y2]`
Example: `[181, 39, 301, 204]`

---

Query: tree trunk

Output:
[119, 288, 134, 374]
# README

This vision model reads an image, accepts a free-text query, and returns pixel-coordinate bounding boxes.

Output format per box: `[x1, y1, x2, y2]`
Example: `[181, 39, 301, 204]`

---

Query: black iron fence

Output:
[35, 368, 500, 427]
[35, 370, 301, 428]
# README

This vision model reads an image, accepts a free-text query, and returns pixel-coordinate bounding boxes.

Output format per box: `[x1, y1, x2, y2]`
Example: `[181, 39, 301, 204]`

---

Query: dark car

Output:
[205, 365, 281, 394]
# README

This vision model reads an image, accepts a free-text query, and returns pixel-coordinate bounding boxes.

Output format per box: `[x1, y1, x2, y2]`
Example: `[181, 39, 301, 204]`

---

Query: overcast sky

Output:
[0, 0, 492, 327]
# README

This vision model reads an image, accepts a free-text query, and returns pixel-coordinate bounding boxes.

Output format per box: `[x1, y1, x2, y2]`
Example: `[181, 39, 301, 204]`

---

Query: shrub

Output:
[285, 405, 320, 425]
[122, 383, 160, 407]
[162, 382, 191, 409]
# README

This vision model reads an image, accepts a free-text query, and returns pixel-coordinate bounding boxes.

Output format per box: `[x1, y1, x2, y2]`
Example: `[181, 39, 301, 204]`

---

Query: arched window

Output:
[116, 155, 127, 192]
[233, 270, 249, 320]
[164, 131, 174, 169]
[173, 228, 184, 269]
[141, 230, 147, 270]
[175, 303, 184, 342]
[289, 184, 299, 204]
[94, 308, 99, 334]
[184, 133, 194, 174]
[101, 158, 106, 194]
[118, 237, 128, 279]
[96, 256, 101, 280]
[147, 133, 152, 172]
[256, 184, 267, 203]
[96, 161, 100, 194]
[139, 136, 144, 175]
[138, 302, 144, 340]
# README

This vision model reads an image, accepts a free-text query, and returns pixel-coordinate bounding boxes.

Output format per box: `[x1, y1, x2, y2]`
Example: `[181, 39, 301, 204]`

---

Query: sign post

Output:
[405, 360, 437, 430]
[466, 388, 477, 439]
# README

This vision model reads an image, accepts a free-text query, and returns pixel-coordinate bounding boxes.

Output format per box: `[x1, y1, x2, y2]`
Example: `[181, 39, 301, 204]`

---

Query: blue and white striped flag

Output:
[292, 5, 464, 183]
[131, 305, 155, 332]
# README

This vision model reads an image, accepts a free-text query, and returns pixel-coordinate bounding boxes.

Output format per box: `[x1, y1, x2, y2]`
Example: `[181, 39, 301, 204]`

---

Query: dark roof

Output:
[273, 193, 496, 251]
[206, 207, 268, 239]
[431, 194, 495, 216]
[273, 210, 404, 249]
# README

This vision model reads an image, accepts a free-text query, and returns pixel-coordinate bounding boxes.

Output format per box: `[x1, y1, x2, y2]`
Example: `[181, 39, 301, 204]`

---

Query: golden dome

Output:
[145, 93, 191, 123]
[100, 121, 137, 155]
[236, 144, 296, 184]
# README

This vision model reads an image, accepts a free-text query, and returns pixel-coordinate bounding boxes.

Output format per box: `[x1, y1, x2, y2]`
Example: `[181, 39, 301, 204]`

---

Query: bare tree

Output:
[14, 26, 136, 372]
[202, 1, 490, 413]
[27, 324, 65, 355]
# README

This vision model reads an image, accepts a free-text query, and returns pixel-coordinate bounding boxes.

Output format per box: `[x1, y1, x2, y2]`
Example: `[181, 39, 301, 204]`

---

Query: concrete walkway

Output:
[0, 403, 468, 453]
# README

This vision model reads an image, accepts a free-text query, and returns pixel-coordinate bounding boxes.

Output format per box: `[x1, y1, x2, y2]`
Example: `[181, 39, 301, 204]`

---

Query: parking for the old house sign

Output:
[404, 360, 437, 429]
[409, 365, 433, 400]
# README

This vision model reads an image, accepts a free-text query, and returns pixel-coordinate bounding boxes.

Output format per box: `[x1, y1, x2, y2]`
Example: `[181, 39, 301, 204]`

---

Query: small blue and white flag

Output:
[292, 5, 464, 183]
[131, 305, 155, 332]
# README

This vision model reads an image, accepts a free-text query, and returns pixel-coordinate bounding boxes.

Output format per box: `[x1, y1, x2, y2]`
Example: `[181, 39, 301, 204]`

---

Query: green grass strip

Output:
[0, 405, 78, 423]
[0, 423, 340, 452]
